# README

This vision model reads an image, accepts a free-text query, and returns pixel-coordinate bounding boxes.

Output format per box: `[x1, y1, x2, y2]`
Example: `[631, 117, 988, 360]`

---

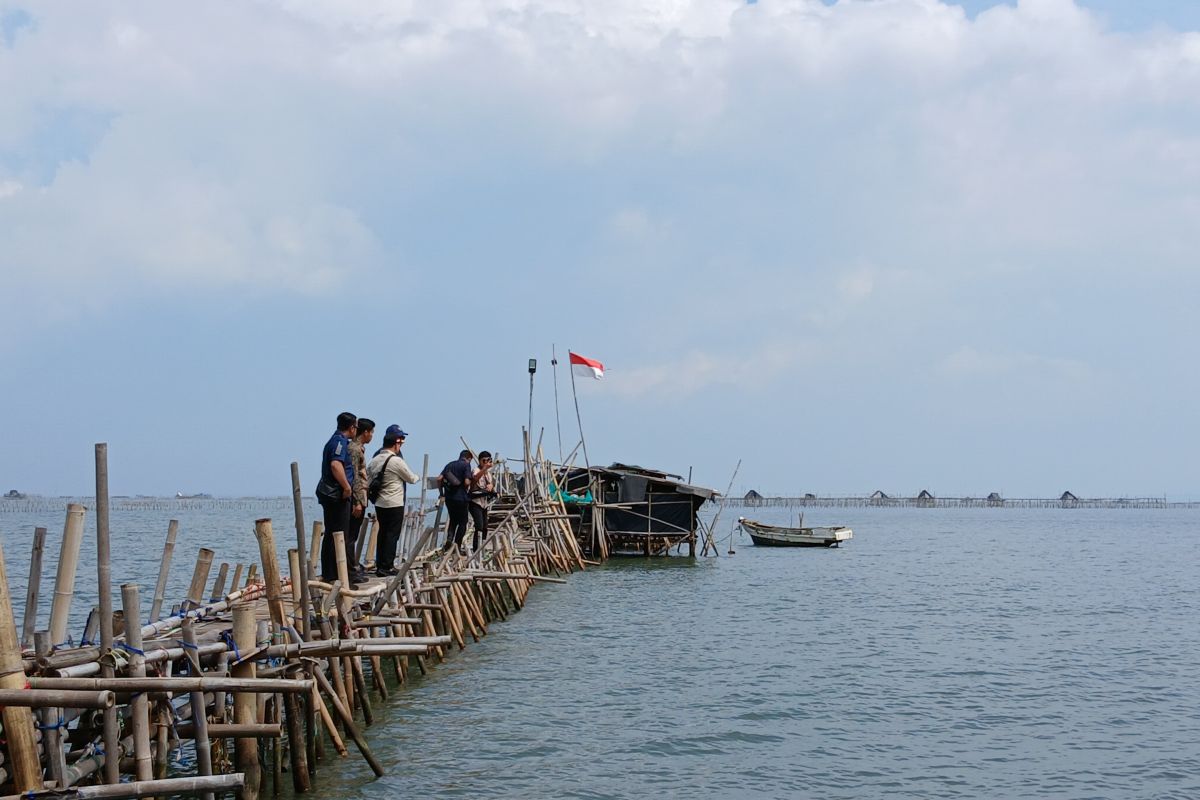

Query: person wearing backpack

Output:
[366, 425, 420, 576]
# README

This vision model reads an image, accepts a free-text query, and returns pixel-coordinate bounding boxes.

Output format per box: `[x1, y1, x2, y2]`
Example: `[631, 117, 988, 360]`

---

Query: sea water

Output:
[2, 503, 1198, 799]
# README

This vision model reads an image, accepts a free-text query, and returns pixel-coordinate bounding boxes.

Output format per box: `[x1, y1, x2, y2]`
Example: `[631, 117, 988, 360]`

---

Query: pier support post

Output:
[253, 519, 311, 792]
[185, 549, 215, 611]
[95, 444, 121, 784]
[49, 504, 86, 648]
[232, 604, 261, 800]
[120, 584, 153, 782]
[148, 520, 178, 623]
[22, 527, 46, 649]
[0, 538, 43, 792]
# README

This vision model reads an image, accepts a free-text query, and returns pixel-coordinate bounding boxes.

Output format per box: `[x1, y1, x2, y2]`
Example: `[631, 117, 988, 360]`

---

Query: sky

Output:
[2, 0, 1199, 500]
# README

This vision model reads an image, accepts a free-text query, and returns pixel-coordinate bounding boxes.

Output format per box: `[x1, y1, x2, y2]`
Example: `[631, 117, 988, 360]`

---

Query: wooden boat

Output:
[737, 516, 853, 548]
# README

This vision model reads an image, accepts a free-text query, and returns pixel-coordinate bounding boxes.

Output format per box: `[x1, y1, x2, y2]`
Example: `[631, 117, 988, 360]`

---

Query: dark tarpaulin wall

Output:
[603, 492, 700, 534]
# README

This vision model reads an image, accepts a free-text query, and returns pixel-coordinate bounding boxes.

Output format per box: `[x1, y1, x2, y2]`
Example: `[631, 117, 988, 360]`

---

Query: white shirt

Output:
[366, 449, 420, 508]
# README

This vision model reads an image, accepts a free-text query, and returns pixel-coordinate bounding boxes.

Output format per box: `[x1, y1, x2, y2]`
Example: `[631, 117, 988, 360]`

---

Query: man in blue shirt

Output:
[440, 449, 474, 555]
[318, 411, 357, 583]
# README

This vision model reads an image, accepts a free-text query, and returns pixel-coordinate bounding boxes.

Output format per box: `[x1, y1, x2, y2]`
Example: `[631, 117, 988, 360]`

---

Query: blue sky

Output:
[2, 0, 1199, 499]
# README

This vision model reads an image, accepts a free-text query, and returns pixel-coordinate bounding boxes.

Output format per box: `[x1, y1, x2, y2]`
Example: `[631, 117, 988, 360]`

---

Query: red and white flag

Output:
[569, 351, 605, 380]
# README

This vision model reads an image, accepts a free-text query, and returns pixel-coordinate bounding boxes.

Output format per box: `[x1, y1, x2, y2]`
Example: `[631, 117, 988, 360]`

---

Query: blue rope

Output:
[116, 641, 145, 656]
[220, 630, 240, 662]
[36, 714, 66, 731]
[176, 639, 199, 649]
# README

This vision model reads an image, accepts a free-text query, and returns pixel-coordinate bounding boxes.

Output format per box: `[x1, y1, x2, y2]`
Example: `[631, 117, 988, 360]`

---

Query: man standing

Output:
[366, 425, 420, 576]
[440, 449, 474, 555]
[468, 451, 497, 553]
[347, 418, 375, 582]
[318, 411, 357, 583]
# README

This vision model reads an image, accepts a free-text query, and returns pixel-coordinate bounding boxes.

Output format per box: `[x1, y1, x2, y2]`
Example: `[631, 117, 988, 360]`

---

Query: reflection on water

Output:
[3, 504, 1199, 798]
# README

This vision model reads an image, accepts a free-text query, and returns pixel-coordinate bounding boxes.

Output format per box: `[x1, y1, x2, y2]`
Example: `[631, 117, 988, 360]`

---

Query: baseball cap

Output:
[385, 424, 408, 438]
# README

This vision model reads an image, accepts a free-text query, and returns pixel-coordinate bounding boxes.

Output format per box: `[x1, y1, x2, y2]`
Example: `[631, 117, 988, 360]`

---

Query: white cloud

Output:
[938, 345, 1094, 384]
[4, 0, 1200, 345]
[609, 342, 817, 398]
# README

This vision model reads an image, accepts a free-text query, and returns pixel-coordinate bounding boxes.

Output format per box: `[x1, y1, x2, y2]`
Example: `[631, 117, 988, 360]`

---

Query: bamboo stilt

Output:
[95, 444, 121, 784]
[0, 538, 42, 792]
[209, 563, 230, 603]
[252, 519, 310, 792]
[148, 521, 178, 623]
[185, 549, 215, 611]
[232, 604, 261, 800]
[21, 527, 46, 649]
[181, 619, 214, 800]
[48, 504, 86, 648]
[120, 584, 153, 782]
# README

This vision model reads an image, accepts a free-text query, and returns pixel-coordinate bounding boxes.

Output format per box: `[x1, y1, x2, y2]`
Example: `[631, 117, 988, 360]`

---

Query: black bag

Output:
[367, 455, 395, 504]
[315, 476, 342, 504]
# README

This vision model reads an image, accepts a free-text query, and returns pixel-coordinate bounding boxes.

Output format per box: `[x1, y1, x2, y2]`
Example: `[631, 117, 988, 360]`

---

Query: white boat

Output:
[737, 517, 853, 548]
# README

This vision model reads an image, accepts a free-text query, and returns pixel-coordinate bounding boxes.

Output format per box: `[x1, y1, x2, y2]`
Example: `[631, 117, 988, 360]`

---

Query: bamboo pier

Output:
[0, 438, 604, 799]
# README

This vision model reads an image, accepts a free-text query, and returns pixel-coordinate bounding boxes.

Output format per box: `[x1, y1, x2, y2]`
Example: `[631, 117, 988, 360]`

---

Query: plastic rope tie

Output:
[116, 641, 146, 656]
[36, 713, 67, 731]
[220, 630, 240, 663]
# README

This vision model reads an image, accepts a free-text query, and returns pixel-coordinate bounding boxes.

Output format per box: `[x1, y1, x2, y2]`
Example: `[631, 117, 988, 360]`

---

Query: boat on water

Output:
[737, 516, 853, 548]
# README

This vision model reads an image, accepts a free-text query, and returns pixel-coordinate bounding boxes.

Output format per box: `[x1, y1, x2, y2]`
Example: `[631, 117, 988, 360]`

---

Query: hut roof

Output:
[917, 489, 935, 500]
[1061, 491, 1078, 501]
[986, 492, 1003, 501]
[870, 490, 890, 499]
[744, 489, 763, 500]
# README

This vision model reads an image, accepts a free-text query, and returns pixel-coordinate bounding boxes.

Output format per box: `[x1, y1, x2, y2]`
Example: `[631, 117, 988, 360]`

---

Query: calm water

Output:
[2, 503, 1199, 799]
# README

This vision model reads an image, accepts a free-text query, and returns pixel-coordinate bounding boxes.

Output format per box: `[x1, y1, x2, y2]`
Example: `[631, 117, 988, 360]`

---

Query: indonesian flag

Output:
[569, 351, 605, 380]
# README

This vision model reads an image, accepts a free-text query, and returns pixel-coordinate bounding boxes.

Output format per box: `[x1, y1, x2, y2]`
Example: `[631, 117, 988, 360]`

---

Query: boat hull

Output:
[738, 518, 853, 548]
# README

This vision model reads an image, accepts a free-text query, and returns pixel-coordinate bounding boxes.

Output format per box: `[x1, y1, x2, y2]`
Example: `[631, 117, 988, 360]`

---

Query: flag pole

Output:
[552, 344, 564, 463]
[568, 351, 592, 470]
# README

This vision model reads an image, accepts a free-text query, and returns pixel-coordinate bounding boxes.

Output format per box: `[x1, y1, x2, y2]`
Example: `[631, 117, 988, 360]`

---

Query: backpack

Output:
[367, 455, 395, 504]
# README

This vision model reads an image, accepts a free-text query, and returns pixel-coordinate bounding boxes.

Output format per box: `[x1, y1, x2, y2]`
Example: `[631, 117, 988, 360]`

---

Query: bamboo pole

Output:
[310, 684, 347, 756]
[304, 660, 384, 777]
[176, 723, 282, 739]
[32, 632, 67, 786]
[95, 444, 120, 784]
[185, 549, 215, 610]
[48, 504, 86, 648]
[229, 563, 244, 594]
[180, 619, 214, 800]
[0, 537, 42, 792]
[21, 527, 46, 649]
[30, 676, 311, 693]
[120, 584, 153, 782]
[0, 773, 245, 800]
[362, 514, 380, 571]
[308, 522, 322, 583]
[232, 604, 261, 800]
[290, 463, 314, 641]
[148, 520, 178, 623]
[291, 467, 319, 778]
[209, 563, 229, 603]
[253, 518, 310, 791]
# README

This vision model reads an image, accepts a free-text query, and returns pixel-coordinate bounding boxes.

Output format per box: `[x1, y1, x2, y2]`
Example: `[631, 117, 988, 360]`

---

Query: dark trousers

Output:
[347, 508, 365, 569]
[319, 497, 353, 581]
[446, 499, 470, 548]
[375, 505, 405, 572]
[468, 503, 488, 550]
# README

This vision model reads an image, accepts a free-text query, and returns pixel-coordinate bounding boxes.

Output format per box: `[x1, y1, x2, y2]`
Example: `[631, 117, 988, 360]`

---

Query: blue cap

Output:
[385, 424, 408, 438]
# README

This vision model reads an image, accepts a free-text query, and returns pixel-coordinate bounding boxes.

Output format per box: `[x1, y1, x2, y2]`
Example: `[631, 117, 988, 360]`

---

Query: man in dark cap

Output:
[366, 425, 420, 576]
